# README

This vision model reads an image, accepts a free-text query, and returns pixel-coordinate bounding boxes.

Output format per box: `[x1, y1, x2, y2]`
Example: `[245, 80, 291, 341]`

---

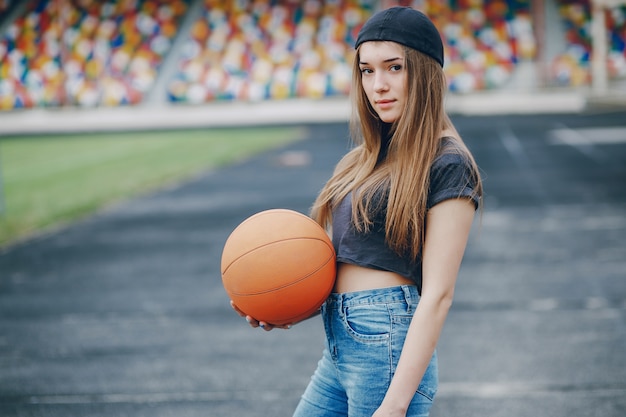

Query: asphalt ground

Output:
[1, 110, 625, 417]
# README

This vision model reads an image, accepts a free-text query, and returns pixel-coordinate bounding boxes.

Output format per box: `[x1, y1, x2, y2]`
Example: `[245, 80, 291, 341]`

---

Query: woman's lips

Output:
[376, 99, 395, 110]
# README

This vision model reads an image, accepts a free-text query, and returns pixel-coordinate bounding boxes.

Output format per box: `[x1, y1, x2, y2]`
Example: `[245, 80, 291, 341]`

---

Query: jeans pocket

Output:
[342, 304, 390, 343]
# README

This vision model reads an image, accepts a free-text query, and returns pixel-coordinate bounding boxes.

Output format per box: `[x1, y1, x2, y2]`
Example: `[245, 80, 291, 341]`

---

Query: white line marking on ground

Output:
[549, 127, 626, 146]
[438, 382, 626, 399]
[23, 389, 296, 405]
[529, 298, 559, 311]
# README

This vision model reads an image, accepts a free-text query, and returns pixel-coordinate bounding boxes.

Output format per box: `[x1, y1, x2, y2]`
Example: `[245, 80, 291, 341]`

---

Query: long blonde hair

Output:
[311, 44, 482, 259]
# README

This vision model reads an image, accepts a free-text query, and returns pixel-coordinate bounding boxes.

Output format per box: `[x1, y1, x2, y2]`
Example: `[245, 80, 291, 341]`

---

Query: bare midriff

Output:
[333, 262, 415, 293]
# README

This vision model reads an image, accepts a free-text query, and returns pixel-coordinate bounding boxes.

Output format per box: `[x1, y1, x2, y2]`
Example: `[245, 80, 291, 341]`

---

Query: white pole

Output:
[591, 0, 608, 95]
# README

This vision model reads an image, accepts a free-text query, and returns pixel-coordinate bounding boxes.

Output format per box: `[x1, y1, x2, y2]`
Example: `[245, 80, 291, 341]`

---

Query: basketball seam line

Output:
[225, 254, 335, 296]
[278, 273, 335, 322]
[221, 237, 334, 276]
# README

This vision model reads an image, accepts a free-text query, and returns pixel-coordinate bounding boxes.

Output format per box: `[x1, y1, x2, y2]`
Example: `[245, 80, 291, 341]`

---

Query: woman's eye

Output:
[390, 64, 402, 72]
[360, 68, 373, 74]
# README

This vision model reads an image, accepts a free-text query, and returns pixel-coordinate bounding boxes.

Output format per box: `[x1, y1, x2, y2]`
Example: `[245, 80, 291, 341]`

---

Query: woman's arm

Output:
[374, 198, 476, 416]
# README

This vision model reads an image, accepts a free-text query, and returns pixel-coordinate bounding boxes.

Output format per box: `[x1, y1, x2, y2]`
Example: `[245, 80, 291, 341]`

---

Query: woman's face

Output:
[358, 41, 407, 124]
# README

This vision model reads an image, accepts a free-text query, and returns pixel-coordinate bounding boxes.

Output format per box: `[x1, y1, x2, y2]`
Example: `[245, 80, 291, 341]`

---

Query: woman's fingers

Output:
[230, 301, 292, 330]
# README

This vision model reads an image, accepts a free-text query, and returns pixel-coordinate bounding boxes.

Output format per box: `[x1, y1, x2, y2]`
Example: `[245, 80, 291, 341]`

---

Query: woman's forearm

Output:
[379, 294, 452, 413]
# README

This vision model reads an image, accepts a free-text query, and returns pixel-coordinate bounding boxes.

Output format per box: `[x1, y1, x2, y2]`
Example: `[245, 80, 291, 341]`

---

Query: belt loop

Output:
[401, 285, 413, 314]
[337, 294, 344, 317]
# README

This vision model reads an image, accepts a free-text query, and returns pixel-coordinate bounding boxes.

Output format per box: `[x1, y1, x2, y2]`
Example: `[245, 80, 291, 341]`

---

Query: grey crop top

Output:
[331, 141, 480, 293]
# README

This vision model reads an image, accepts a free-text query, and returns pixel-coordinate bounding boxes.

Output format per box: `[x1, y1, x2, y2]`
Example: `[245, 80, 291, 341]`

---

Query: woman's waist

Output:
[333, 262, 415, 293]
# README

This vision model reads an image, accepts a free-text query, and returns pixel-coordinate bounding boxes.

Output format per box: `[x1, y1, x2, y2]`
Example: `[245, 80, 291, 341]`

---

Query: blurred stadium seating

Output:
[0, 0, 190, 109]
[167, 0, 371, 103]
[0, 0, 624, 110]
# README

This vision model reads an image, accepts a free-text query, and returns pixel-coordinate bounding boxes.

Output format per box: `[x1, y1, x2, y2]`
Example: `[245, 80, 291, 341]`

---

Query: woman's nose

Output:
[373, 73, 389, 92]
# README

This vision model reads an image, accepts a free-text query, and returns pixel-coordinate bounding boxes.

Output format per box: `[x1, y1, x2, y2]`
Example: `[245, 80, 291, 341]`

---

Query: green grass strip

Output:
[0, 126, 304, 247]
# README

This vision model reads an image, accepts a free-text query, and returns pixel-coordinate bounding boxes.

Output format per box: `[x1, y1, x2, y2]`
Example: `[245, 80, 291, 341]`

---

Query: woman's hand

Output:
[230, 300, 292, 331]
[371, 403, 407, 417]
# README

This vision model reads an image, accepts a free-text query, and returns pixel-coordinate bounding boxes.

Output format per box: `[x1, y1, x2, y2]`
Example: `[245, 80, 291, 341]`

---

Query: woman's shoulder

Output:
[428, 136, 482, 209]
[434, 136, 471, 167]
[430, 135, 479, 186]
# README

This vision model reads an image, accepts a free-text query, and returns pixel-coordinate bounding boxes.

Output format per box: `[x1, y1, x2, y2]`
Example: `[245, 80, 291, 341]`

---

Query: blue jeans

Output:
[293, 285, 438, 417]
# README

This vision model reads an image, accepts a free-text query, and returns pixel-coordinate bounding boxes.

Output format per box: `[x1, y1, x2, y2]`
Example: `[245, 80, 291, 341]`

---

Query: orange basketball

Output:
[221, 209, 336, 325]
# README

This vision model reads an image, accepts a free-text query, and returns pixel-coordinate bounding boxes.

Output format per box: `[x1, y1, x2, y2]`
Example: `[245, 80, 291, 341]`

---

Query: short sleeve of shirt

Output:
[427, 152, 480, 210]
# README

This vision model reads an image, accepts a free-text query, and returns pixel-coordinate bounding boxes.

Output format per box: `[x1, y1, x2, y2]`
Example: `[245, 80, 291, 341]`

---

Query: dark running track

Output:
[1, 111, 625, 417]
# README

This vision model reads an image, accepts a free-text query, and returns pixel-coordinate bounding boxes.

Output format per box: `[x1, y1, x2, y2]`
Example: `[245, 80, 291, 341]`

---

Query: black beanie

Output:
[355, 7, 444, 67]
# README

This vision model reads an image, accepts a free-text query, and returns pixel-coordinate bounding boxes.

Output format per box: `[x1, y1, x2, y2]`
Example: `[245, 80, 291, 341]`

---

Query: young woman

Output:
[232, 6, 482, 417]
